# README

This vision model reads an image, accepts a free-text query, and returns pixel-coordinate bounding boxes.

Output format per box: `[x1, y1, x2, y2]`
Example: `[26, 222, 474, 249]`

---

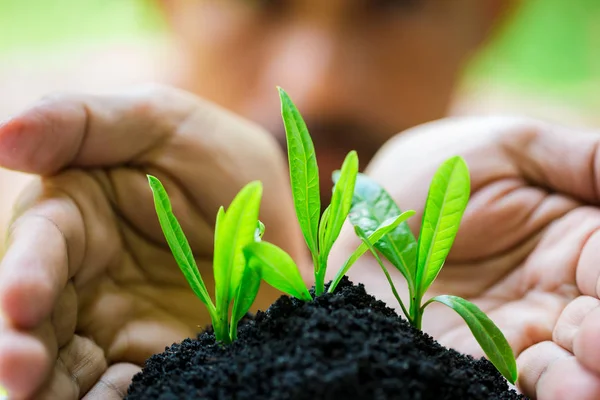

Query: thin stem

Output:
[412, 298, 437, 331]
[358, 235, 411, 322]
[212, 317, 231, 344]
[409, 293, 423, 330]
[313, 253, 324, 296]
[375, 252, 410, 321]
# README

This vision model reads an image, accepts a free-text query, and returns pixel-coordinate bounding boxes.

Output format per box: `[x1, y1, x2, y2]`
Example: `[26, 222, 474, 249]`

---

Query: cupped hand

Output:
[0, 86, 303, 399]
[331, 117, 600, 399]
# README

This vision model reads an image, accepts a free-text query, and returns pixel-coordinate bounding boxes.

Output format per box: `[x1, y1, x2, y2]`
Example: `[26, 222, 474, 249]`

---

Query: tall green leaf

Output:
[148, 175, 216, 315]
[427, 295, 518, 384]
[230, 263, 262, 341]
[244, 241, 311, 301]
[328, 210, 416, 293]
[416, 157, 470, 295]
[340, 172, 418, 287]
[322, 151, 358, 258]
[278, 87, 321, 257]
[213, 181, 263, 326]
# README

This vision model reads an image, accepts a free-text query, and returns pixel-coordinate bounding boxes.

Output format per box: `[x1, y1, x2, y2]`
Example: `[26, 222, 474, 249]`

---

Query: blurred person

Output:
[0, 0, 518, 213]
[1, 1, 600, 400]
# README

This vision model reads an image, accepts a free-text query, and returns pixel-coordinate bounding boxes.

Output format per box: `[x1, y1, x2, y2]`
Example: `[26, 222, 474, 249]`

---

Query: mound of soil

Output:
[126, 277, 525, 400]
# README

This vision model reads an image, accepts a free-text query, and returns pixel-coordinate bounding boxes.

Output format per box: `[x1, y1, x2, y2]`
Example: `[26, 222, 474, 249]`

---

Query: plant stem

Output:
[377, 258, 410, 321]
[313, 253, 324, 296]
[358, 234, 412, 322]
[213, 318, 231, 344]
[410, 294, 423, 330]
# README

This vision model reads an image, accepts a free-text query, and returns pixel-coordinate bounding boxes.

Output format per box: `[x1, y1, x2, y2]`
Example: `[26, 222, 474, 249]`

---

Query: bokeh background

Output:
[1, 0, 599, 126]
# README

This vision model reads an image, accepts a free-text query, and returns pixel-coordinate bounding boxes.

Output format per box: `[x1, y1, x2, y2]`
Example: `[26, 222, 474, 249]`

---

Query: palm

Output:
[71, 169, 212, 375]
[0, 87, 302, 399]
[333, 117, 600, 399]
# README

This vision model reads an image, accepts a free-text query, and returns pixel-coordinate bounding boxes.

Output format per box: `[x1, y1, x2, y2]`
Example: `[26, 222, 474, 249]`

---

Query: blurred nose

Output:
[247, 21, 354, 135]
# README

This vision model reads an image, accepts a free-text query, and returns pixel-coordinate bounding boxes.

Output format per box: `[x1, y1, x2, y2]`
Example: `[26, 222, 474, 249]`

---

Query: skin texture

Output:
[3, 1, 590, 399]
[0, 89, 599, 400]
[330, 117, 600, 399]
[0, 87, 306, 399]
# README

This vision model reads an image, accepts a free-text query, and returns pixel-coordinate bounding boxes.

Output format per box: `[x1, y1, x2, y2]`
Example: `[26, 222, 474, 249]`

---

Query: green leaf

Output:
[213, 181, 263, 326]
[341, 172, 418, 288]
[230, 262, 262, 341]
[328, 210, 416, 293]
[278, 87, 320, 258]
[317, 205, 331, 260]
[244, 241, 311, 301]
[322, 151, 358, 258]
[255, 220, 265, 242]
[416, 156, 470, 296]
[427, 295, 518, 384]
[147, 175, 216, 315]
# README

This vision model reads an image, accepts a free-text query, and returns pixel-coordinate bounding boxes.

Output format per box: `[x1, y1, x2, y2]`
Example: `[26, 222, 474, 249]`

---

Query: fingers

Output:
[0, 318, 59, 399]
[553, 296, 599, 354]
[0, 86, 304, 259]
[0, 85, 197, 175]
[0, 330, 50, 398]
[0, 184, 84, 328]
[0, 172, 119, 398]
[34, 335, 108, 400]
[573, 305, 600, 375]
[366, 116, 600, 224]
[1, 215, 71, 329]
[497, 120, 600, 205]
[554, 297, 600, 376]
[518, 341, 600, 400]
[576, 229, 600, 298]
[83, 363, 141, 400]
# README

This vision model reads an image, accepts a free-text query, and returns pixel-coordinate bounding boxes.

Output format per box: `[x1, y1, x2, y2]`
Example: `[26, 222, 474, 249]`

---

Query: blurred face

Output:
[162, 0, 509, 191]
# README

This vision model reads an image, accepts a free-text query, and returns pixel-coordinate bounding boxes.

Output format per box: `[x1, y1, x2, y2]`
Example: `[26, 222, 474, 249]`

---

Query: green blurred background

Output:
[0, 0, 599, 111]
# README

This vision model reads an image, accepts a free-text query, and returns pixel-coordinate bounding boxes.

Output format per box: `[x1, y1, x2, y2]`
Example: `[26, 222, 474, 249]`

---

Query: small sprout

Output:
[278, 87, 359, 295]
[147, 86, 518, 388]
[341, 158, 518, 384]
[147, 87, 362, 341]
[148, 176, 264, 344]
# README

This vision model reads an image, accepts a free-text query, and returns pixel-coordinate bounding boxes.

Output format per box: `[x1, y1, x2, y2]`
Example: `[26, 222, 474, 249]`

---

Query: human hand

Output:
[331, 117, 600, 399]
[0, 86, 303, 399]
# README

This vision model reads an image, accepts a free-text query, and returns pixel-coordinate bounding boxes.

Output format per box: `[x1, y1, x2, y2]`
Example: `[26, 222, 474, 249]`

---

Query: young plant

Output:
[148, 177, 267, 344]
[333, 157, 518, 384]
[277, 87, 364, 295]
[146, 87, 376, 343]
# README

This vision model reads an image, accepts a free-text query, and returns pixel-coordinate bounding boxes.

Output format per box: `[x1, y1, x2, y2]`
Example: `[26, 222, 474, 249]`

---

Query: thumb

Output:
[0, 85, 204, 175]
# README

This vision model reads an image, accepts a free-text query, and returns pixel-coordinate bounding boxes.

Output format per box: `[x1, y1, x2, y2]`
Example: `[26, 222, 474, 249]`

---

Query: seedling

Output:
[147, 88, 413, 339]
[148, 87, 517, 385]
[329, 159, 518, 384]
[277, 87, 363, 295]
[148, 177, 271, 344]
[242, 89, 415, 299]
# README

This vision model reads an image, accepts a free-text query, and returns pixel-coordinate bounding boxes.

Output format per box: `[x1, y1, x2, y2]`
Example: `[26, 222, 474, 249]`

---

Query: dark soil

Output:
[126, 277, 525, 400]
